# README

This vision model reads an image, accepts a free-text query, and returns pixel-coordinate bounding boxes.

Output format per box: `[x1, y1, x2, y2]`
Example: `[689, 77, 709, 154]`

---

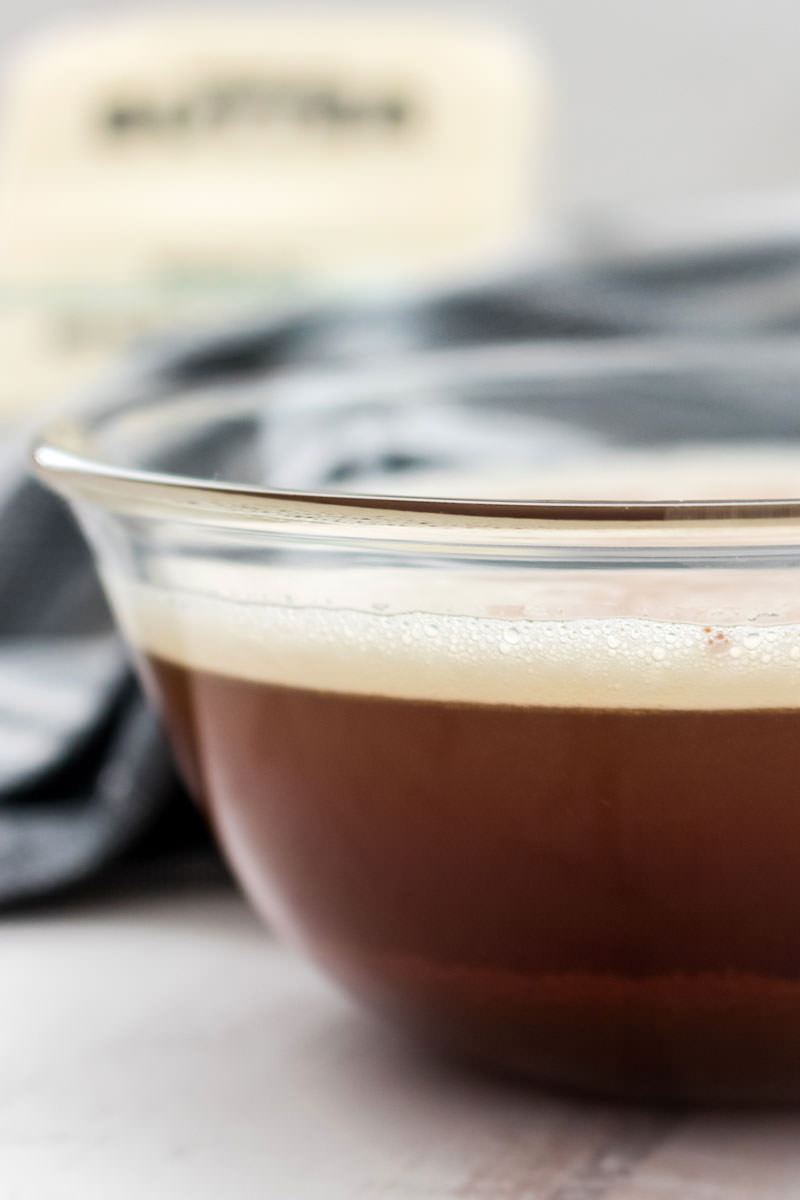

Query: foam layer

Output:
[107, 561, 800, 711]
[105, 446, 800, 711]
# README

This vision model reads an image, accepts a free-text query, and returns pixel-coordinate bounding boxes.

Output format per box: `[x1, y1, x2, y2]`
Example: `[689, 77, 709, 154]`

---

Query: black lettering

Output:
[100, 79, 415, 138]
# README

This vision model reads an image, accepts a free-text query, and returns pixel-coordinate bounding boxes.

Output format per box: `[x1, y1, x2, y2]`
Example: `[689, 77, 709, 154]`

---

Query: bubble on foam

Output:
[106, 565, 800, 712]
[101, 444, 800, 712]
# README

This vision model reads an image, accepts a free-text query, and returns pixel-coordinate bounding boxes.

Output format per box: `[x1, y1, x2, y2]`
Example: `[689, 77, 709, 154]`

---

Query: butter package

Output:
[0, 10, 546, 422]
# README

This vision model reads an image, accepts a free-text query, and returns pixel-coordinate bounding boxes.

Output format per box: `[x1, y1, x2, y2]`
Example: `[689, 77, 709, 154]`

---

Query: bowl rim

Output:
[30, 334, 800, 529]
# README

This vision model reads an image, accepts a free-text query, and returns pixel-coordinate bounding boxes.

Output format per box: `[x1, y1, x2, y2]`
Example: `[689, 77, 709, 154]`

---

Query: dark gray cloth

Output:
[5, 233, 800, 906]
[0, 463, 206, 906]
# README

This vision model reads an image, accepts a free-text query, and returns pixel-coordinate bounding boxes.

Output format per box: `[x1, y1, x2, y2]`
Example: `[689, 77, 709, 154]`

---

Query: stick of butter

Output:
[0, 10, 547, 418]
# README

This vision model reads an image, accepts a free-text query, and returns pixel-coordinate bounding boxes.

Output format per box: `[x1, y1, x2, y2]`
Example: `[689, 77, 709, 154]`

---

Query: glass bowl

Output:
[32, 331, 800, 1103]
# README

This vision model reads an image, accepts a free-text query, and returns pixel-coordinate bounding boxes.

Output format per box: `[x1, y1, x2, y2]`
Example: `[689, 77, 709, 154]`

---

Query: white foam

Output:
[105, 447, 800, 711]
[104, 561, 800, 711]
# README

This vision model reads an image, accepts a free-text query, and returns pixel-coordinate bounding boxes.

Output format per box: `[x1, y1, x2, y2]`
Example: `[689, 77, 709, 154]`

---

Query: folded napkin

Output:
[5, 231, 800, 906]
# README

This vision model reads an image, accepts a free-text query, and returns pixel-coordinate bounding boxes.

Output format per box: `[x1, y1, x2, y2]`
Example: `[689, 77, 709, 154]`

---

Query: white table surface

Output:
[5, 884, 800, 1199]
